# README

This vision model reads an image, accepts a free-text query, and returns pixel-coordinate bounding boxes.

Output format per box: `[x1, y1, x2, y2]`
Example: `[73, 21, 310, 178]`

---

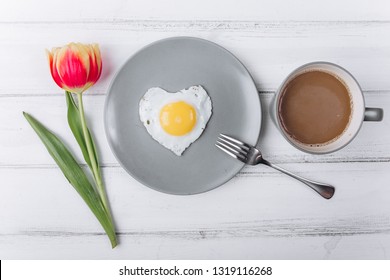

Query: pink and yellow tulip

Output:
[46, 43, 102, 94]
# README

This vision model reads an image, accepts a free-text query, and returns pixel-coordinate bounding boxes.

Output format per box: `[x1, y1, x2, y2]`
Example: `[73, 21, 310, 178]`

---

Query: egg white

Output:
[139, 85, 212, 156]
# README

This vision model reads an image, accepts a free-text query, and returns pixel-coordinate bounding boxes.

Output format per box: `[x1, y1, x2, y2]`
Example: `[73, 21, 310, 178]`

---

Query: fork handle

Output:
[261, 159, 335, 199]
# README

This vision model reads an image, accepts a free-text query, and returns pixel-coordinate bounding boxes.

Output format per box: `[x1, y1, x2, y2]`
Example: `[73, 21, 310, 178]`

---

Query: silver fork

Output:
[216, 134, 335, 199]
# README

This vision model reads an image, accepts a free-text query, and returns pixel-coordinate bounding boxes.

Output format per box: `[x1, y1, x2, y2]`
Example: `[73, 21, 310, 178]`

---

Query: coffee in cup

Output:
[274, 62, 383, 154]
[279, 69, 352, 146]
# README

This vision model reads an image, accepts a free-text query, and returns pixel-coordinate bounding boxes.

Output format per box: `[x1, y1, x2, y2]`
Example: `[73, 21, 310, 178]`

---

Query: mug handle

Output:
[364, 107, 384, 121]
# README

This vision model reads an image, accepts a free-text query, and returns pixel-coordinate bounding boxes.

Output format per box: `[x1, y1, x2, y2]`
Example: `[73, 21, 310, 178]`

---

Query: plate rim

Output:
[104, 36, 262, 195]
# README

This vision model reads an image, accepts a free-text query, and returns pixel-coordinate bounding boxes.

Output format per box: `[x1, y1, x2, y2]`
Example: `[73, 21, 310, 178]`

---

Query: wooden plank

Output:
[0, 21, 389, 95]
[0, 162, 389, 233]
[1, 233, 389, 259]
[0, 162, 389, 259]
[1, 92, 388, 166]
[1, 0, 390, 21]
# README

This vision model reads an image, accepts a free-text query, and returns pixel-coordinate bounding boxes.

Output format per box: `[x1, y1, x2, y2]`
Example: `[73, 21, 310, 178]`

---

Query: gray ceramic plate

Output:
[104, 37, 261, 195]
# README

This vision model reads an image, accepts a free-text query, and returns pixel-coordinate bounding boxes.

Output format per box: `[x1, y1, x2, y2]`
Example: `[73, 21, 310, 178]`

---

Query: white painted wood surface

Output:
[0, 0, 389, 259]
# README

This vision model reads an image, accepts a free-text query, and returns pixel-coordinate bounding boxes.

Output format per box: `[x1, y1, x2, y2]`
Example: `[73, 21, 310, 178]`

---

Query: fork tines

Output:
[215, 134, 250, 162]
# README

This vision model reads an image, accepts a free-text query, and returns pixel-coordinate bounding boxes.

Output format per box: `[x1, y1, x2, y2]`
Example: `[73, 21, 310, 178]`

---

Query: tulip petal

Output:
[46, 49, 66, 90]
[92, 44, 102, 78]
[87, 44, 102, 85]
[73, 43, 91, 76]
[52, 47, 73, 91]
[58, 48, 89, 94]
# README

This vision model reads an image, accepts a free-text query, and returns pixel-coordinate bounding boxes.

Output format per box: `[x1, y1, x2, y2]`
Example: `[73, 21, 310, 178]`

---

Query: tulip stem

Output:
[76, 92, 112, 219]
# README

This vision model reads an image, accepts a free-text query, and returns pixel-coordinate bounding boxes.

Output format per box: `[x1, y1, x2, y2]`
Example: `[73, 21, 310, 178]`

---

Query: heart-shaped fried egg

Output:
[139, 85, 212, 156]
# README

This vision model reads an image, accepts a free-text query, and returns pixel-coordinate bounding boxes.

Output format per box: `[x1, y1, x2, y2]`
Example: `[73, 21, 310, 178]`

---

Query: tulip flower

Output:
[24, 43, 117, 248]
[47, 43, 102, 94]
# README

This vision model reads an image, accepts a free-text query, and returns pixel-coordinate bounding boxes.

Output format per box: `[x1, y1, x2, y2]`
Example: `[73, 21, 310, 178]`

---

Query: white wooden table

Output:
[1, 0, 389, 259]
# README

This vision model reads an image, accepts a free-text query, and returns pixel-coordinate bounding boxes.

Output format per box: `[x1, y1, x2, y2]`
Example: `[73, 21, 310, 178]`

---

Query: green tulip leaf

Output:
[23, 112, 117, 248]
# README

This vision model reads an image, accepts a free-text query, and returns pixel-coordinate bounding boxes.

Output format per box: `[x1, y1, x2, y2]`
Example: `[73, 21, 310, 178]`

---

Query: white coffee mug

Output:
[272, 62, 383, 154]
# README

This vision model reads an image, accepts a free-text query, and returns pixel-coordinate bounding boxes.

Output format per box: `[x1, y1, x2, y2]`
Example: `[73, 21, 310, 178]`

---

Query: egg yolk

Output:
[159, 101, 197, 136]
